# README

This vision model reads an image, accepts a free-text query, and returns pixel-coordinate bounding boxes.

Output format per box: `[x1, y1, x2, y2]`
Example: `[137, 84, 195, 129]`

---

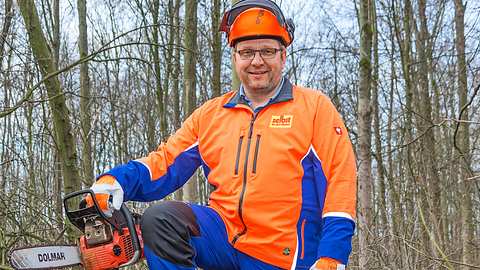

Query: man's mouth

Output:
[249, 71, 268, 75]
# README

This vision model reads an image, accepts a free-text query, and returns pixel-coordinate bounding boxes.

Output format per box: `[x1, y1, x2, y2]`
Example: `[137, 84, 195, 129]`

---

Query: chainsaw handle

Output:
[64, 189, 142, 267]
[119, 205, 141, 268]
[63, 189, 120, 232]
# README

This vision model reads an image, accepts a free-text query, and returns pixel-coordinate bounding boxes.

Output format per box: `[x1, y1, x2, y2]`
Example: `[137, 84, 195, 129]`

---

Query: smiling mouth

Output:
[249, 71, 268, 75]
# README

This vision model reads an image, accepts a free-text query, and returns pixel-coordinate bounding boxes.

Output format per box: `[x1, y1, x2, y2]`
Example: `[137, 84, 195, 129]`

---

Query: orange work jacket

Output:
[106, 78, 357, 269]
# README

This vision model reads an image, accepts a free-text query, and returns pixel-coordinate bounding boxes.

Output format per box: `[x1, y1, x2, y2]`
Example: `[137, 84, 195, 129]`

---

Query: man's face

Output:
[233, 38, 286, 96]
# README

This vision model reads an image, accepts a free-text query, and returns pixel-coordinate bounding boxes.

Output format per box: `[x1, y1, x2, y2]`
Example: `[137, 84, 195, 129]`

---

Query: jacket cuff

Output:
[98, 160, 150, 201]
[317, 216, 355, 264]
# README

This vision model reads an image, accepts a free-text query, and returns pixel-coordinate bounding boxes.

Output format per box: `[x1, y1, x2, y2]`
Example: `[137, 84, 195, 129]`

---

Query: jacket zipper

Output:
[300, 218, 306, 259]
[232, 113, 257, 245]
[252, 134, 261, 173]
[234, 136, 244, 175]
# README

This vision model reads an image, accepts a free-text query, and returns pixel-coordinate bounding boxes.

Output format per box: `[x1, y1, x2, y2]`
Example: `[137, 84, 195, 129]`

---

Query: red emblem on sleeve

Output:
[334, 127, 342, 135]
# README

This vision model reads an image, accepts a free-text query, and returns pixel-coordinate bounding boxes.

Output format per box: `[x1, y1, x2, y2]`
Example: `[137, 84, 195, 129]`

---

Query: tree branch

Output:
[0, 24, 173, 118]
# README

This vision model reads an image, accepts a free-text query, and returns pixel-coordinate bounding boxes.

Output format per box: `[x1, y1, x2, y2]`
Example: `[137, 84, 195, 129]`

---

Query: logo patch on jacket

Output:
[334, 126, 342, 135]
[270, 115, 293, 128]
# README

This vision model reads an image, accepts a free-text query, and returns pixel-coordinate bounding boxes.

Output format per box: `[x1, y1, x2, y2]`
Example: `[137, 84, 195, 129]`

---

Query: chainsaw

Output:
[8, 189, 144, 270]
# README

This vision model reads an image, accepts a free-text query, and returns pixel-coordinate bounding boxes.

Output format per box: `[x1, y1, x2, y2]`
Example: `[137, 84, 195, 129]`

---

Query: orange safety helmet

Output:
[219, 0, 295, 47]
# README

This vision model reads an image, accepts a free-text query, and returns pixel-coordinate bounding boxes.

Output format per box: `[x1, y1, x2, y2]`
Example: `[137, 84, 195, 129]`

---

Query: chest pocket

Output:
[234, 133, 244, 175]
[252, 132, 262, 174]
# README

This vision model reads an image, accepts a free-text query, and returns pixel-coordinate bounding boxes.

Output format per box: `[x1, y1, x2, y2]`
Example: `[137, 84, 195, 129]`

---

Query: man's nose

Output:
[250, 52, 265, 65]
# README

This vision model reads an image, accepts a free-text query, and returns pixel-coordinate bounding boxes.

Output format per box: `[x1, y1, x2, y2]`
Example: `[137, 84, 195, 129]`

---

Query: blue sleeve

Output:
[317, 216, 355, 264]
[100, 145, 202, 202]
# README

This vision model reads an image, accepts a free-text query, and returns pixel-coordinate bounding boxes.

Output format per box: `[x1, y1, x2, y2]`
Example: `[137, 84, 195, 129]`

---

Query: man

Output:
[90, 0, 356, 269]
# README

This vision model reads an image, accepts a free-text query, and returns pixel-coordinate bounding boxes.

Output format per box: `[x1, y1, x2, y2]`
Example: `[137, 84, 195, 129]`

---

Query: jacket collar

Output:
[223, 76, 293, 108]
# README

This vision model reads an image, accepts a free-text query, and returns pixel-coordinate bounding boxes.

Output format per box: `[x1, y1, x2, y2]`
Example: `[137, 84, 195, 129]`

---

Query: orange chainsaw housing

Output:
[79, 224, 144, 270]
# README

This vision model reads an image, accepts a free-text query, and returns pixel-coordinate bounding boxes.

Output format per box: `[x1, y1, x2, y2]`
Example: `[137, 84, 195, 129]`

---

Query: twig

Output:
[454, 82, 480, 156]
[467, 175, 480, 181]
[0, 159, 14, 166]
[417, 200, 454, 269]
[53, 227, 67, 244]
[0, 23, 174, 118]
[402, 239, 480, 269]
[392, 119, 447, 151]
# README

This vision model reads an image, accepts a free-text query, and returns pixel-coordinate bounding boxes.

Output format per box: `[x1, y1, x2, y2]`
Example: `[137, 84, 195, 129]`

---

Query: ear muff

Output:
[285, 18, 295, 45]
[219, 0, 295, 47]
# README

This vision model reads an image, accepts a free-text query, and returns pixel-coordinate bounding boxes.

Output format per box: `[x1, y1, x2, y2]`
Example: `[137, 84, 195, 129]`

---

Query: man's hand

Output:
[310, 257, 345, 270]
[86, 175, 124, 217]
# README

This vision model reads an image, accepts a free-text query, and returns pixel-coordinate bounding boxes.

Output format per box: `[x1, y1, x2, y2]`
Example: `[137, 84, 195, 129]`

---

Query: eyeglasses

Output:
[234, 48, 283, 60]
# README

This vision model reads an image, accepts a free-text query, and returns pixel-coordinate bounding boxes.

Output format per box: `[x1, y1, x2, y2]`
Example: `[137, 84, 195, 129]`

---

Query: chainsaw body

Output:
[64, 190, 144, 270]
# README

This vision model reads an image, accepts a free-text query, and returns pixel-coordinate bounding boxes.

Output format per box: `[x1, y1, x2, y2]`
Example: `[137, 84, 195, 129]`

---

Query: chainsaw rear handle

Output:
[63, 189, 141, 267]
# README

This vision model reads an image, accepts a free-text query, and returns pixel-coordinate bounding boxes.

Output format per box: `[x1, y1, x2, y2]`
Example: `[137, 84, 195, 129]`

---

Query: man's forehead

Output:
[235, 38, 282, 48]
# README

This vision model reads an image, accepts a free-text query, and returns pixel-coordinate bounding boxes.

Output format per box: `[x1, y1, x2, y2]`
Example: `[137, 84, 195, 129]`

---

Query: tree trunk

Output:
[357, 0, 374, 268]
[18, 0, 81, 196]
[230, 0, 240, 91]
[0, 0, 13, 66]
[183, 0, 199, 203]
[415, 0, 443, 260]
[172, 0, 183, 201]
[453, 0, 473, 267]
[162, 0, 176, 136]
[371, 0, 387, 242]
[150, 0, 167, 141]
[77, 0, 94, 183]
[172, 0, 181, 131]
[211, 0, 222, 97]
[52, 0, 60, 67]
[392, 1, 417, 265]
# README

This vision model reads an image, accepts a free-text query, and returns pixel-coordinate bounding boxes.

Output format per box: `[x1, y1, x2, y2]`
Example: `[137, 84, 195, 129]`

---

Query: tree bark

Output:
[453, 0, 473, 267]
[357, 0, 374, 268]
[371, 0, 387, 239]
[172, 0, 183, 201]
[150, 0, 167, 141]
[0, 0, 13, 66]
[172, 0, 181, 131]
[52, 0, 60, 67]
[183, 0, 199, 203]
[211, 0, 222, 97]
[230, 0, 240, 91]
[77, 0, 94, 182]
[18, 0, 81, 196]
[415, 0, 443, 258]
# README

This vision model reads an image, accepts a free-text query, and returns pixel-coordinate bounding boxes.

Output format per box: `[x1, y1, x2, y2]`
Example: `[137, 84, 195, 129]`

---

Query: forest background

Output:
[0, 0, 479, 269]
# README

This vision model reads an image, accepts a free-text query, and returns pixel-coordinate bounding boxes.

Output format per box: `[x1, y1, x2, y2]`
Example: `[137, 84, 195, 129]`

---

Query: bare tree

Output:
[230, 0, 240, 90]
[415, 0, 443, 259]
[77, 0, 94, 182]
[357, 0, 374, 267]
[183, 0, 199, 203]
[0, 0, 13, 66]
[150, 0, 168, 141]
[17, 0, 81, 197]
[211, 0, 222, 97]
[171, 0, 184, 201]
[453, 0, 474, 268]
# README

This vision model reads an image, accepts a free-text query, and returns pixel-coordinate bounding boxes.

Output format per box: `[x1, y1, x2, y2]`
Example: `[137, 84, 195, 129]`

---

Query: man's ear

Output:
[231, 45, 237, 63]
[281, 48, 287, 64]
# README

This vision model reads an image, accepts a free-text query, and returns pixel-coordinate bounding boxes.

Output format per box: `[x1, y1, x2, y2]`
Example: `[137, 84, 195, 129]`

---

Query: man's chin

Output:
[246, 84, 274, 93]
[245, 79, 268, 88]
